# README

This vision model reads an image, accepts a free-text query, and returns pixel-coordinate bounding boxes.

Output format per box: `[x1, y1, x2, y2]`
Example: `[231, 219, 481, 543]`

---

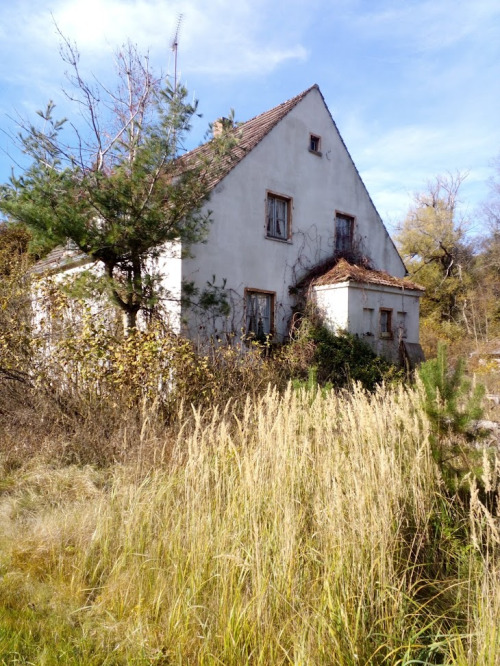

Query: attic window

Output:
[335, 213, 354, 253]
[267, 192, 291, 241]
[309, 134, 321, 155]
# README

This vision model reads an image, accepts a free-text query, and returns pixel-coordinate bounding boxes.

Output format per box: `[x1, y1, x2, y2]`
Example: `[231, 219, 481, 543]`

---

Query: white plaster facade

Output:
[180, 85, 422, 361]
[313, 280, 422, 363]
[34, 85, 423, 363]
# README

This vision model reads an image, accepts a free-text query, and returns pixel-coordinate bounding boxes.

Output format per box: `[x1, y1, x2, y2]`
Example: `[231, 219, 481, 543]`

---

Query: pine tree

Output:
[0, 38, 231, 331]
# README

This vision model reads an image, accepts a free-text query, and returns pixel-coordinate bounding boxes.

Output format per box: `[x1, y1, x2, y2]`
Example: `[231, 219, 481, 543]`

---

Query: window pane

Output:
[380, 309, 392, 335]
[246, 292, 272, 338]
[335, 214, 353, 253]
[267, 195, 289, 240]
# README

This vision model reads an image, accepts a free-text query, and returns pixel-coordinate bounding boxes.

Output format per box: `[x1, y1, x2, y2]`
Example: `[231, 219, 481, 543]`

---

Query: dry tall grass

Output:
[0, 384, 499, 664]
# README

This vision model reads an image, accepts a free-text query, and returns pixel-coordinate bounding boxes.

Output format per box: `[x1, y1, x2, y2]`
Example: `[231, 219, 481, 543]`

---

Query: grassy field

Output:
[0, 383, 499, 664]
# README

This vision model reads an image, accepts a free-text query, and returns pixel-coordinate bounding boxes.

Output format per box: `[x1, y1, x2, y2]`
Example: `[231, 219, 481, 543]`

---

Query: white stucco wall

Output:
[313, 284, 349, 332]
[152, 241, 183, 333]
[33, 240, 183, 335]
[181, 87, 408, 342]
[313, 281, 421, 363]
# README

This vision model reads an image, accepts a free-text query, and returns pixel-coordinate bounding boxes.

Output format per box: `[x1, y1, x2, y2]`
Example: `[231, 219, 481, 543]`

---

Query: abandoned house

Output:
[34, 84, 424, 364]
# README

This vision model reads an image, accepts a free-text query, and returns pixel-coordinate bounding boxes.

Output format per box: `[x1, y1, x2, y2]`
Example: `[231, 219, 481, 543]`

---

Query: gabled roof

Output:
[32, 86, 318, 276]
[180, 84, 319, 189]
[311, 258, 424, 292]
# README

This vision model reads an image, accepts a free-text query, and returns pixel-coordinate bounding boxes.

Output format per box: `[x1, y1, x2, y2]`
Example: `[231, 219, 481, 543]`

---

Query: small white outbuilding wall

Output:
[313, 280, 422, 363]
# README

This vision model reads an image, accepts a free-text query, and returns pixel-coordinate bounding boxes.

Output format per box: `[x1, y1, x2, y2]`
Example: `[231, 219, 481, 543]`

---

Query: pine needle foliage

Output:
[0, 39, 233, 331]
[418, 342, 485, 437]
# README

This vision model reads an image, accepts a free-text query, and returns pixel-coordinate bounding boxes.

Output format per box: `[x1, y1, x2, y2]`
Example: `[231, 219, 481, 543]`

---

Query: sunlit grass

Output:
[0, 384, 498, 664]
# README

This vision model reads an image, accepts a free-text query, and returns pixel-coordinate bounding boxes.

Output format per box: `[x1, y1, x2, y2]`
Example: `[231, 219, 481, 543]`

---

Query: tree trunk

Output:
[125, 308, 138, 334]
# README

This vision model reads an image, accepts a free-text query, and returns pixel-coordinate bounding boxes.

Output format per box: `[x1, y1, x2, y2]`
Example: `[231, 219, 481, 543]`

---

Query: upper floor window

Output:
[267, 193, 291, 241]
[335, 213, 354, 254]
[309, 134, 321, 154]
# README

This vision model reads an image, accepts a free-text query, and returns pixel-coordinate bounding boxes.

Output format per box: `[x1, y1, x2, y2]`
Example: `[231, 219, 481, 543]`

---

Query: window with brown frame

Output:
[245, 289, 275, 341]
[266, 193, 291, 241]
[335, 213, 354, 253]
[379, 308, 393, 338]
[309, 134, 321, 154]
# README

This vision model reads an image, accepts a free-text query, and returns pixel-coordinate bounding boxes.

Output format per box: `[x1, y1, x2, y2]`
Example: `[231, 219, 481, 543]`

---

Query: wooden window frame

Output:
[335, 211, 355, 254]
[244, 288, 276, 340]
[379, 308, 393, 339]
[266, 191, 292, 242]
[309, 133, 322, 155]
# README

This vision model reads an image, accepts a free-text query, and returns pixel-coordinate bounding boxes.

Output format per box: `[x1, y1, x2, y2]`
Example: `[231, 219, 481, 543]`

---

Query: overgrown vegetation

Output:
[281, 312, 400, 391]
[1, 380, 499, 664]
[0, 240, 498, 664]
[396, 171, 500, 360]
[419, 343, 485, 438]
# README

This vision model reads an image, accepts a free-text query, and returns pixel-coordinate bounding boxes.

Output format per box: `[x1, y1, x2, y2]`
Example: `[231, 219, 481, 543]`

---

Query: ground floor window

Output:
[363, 307, 374, 336]
[397, 311, 407, 339]
[335, 212, 354, 253]
[245, 289, 274, 340]
[379, 308, 393, 338]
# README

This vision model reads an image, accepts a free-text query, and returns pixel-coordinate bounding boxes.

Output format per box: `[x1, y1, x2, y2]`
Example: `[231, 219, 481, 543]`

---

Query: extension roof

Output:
[311, 258, 424, 292]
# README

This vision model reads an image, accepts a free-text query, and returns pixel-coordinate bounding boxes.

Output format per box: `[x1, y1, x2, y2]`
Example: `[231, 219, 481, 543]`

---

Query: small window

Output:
[309, 134, 321, 154]
[335, 213, 354, 254]
[397, 311, 407, 339]
[267, 193, 291, 241]
[380, 309, 393, 338]
[363, 307, 374, 336]
[246, 290, 274, 341]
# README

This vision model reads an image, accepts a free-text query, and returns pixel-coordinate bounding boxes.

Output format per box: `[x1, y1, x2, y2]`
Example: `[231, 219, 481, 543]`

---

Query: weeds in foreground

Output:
[0, 385, 499, 664]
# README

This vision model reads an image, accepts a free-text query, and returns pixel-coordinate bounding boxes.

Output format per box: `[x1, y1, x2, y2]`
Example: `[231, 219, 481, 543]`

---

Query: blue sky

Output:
[0, 0, 499, 234]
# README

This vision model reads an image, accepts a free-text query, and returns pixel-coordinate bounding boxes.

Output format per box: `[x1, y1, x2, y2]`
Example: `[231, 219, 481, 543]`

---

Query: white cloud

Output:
[0, 0, 308, 82]
[0, 0, 498, 226]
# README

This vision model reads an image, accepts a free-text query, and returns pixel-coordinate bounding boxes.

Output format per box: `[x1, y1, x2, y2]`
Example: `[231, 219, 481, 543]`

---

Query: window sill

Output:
[266, 235, 292, 244]
[308, 148, 322, 157]
[380, 333, 393, 340]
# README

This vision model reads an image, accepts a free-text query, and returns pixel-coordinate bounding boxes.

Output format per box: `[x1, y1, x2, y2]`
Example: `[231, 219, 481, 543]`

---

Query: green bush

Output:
[418, 343, 484, 437]
[282, 315, 401, 391]
[417, 343, 486, 486]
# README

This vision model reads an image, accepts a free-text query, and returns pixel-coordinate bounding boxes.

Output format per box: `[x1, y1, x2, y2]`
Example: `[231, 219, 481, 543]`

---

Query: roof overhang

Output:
[313, 280, 424, 298]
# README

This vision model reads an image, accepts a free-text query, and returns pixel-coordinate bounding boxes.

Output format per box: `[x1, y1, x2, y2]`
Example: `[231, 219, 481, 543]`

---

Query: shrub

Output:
[417, 343, 486, 487]
[418, 343, 485, 438]
[281, 314, 401, 391]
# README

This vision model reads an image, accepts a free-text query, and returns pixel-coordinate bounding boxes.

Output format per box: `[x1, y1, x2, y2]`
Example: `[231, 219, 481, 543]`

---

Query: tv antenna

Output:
[171, 13, 183, 91]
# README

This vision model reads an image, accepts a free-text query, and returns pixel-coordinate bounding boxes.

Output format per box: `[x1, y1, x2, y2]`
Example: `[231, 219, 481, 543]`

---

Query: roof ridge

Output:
[236, 83, 319, 127]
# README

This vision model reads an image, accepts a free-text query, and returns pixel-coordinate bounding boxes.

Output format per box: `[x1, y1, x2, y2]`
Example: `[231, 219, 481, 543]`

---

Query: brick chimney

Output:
[212, 117, 233, 138]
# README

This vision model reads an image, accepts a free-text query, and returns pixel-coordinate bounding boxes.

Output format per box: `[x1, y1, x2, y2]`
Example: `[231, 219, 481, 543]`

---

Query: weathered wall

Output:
[181, 87, 408, 342]
[313, 281, 421, 362]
